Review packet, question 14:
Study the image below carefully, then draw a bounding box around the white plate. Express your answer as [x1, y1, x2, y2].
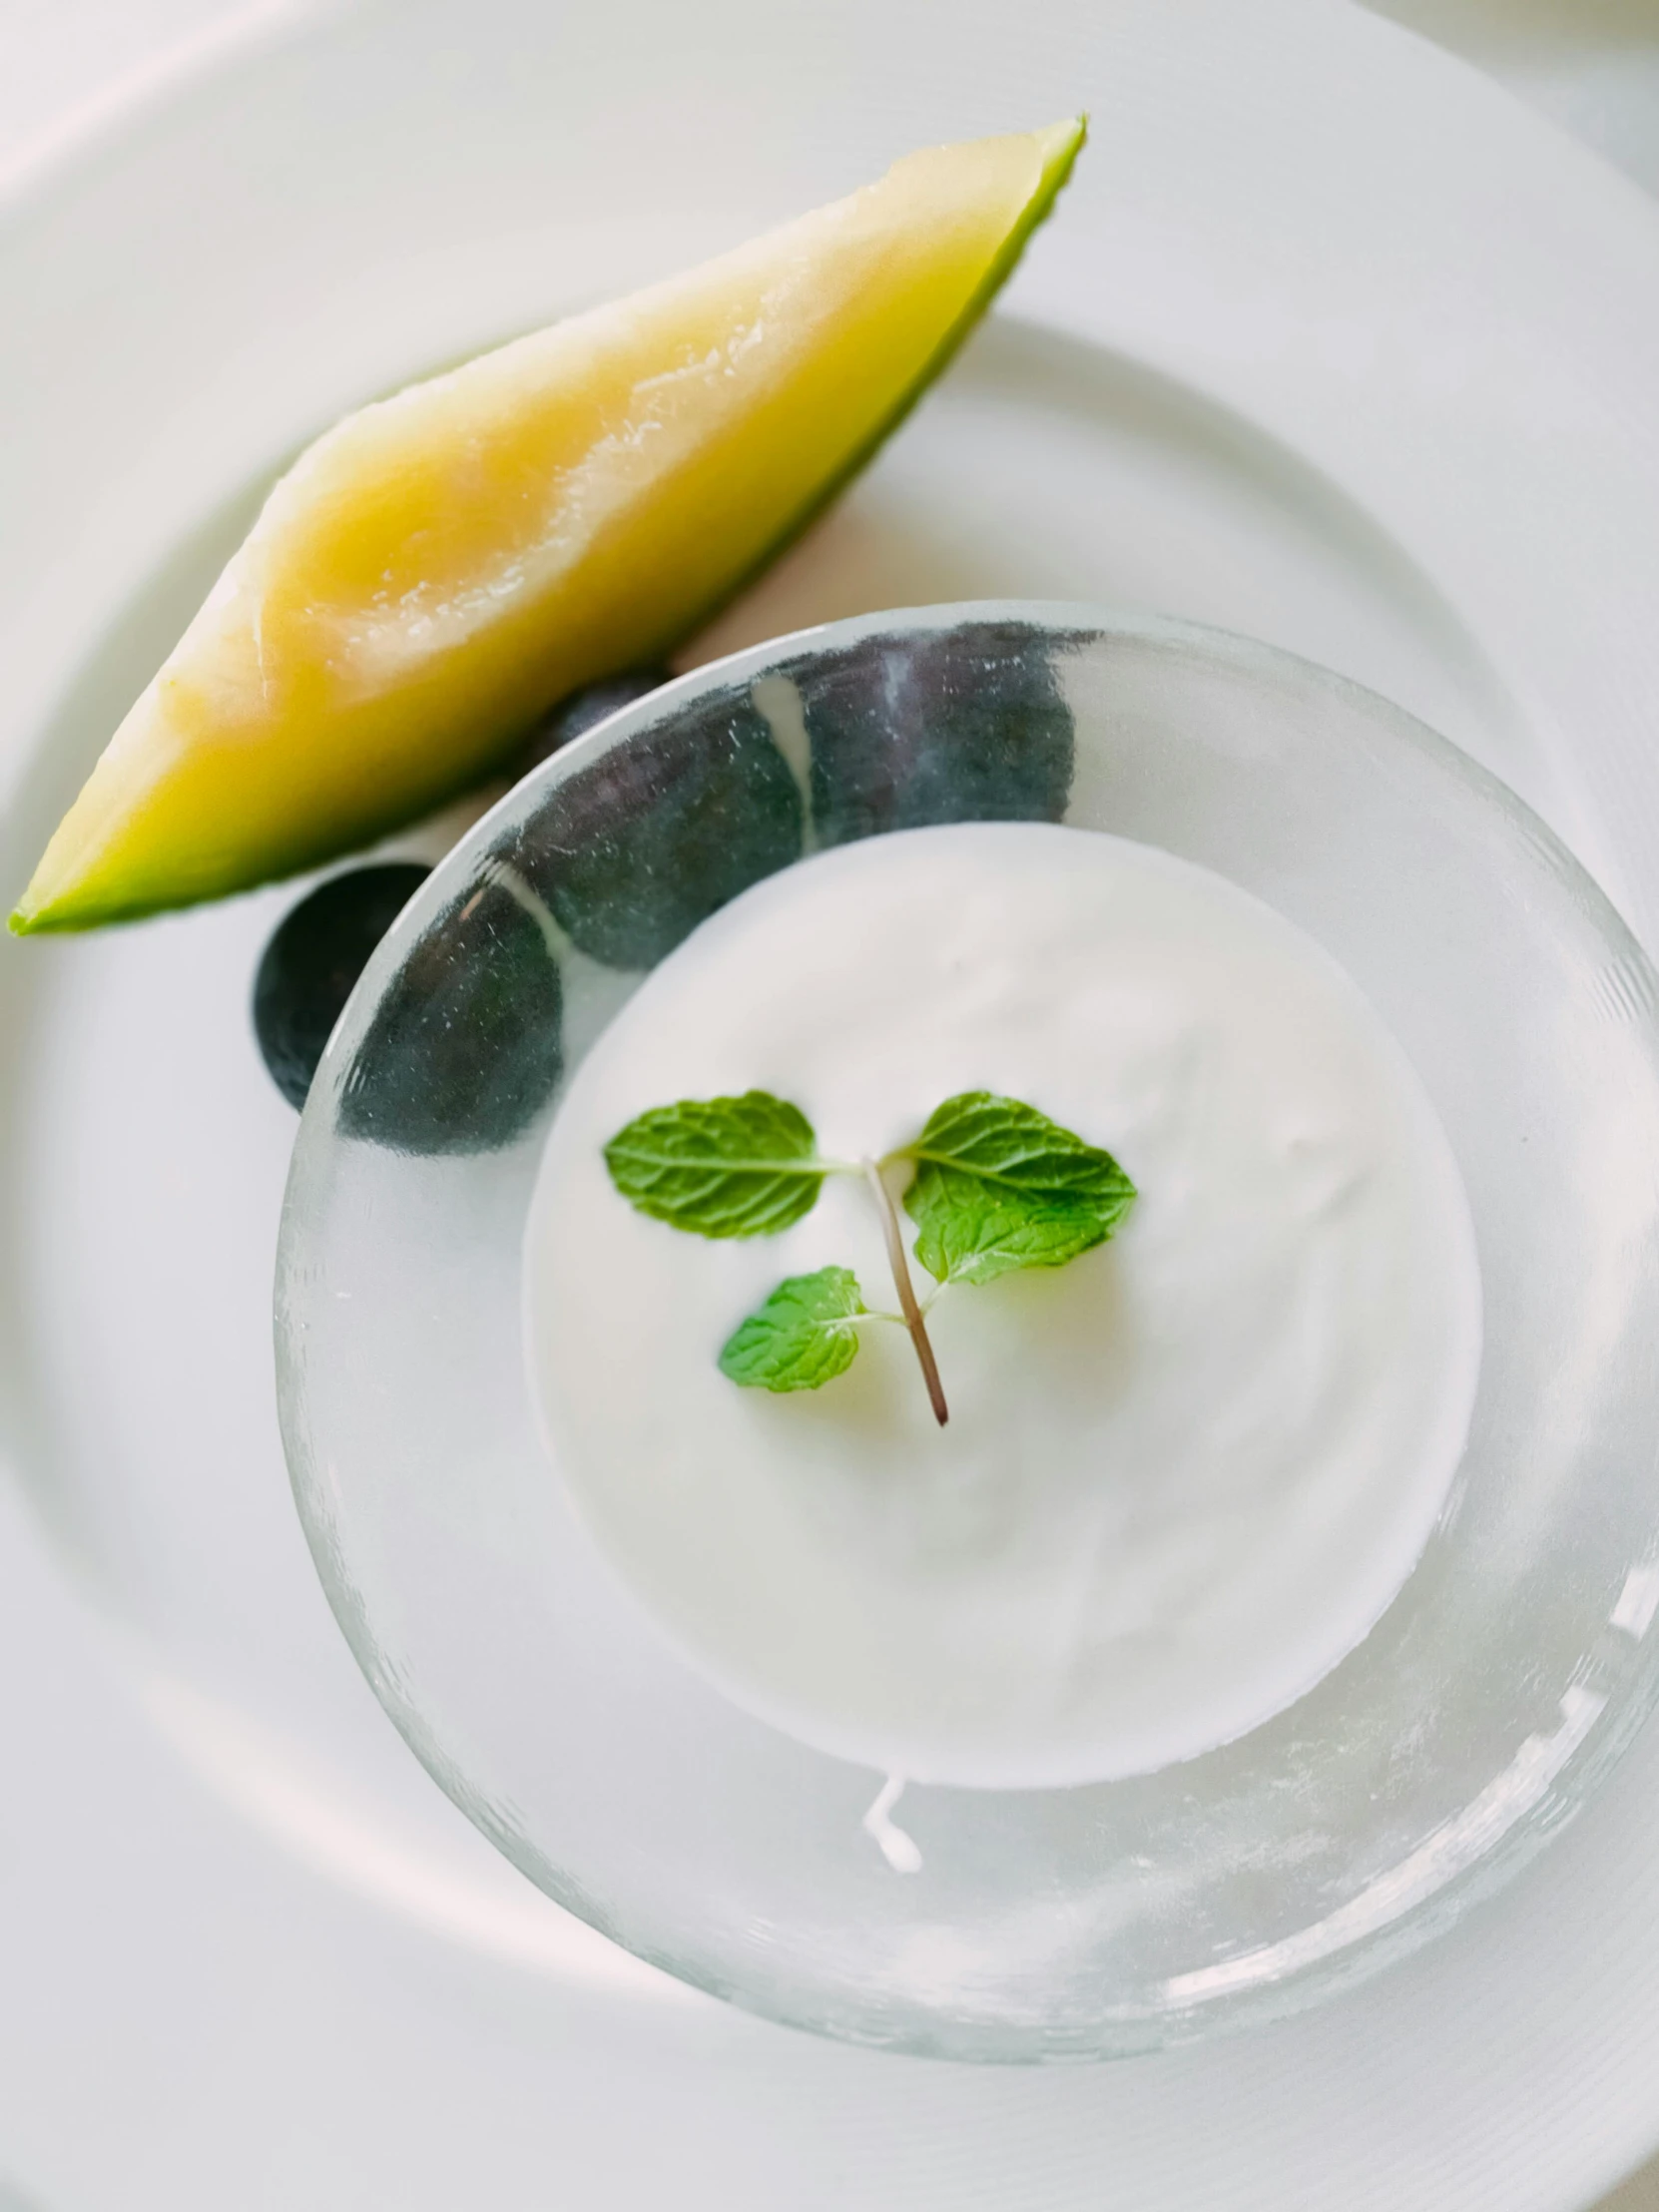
[4, 1, 1659, 2204]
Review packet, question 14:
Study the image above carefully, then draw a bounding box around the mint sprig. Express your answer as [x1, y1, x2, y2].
[603, 1089, 1136, 1423]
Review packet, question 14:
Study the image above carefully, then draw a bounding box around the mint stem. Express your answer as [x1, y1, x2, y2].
[861, 1159, 948, 1426]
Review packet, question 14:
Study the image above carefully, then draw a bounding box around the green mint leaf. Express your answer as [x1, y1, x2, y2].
[604, 1091, 829, 1237]
[907, 1167, 1112, 1287]
[908, 1090, 1137, 1207]
[903, 1092, 1136, 1285]
[718, 1267, 865, 1391]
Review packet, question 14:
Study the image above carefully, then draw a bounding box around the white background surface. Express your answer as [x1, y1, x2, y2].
[7, 0, 1657, 198]
[3, 0, 1659, 2205]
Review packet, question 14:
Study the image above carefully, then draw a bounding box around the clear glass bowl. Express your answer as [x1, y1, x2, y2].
[276, 605, 1659, 2060]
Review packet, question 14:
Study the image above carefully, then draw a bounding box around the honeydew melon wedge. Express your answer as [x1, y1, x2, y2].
[13, 118, 1085, 933]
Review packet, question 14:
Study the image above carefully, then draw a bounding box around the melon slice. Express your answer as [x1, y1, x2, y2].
[13, 118, 1085, 932]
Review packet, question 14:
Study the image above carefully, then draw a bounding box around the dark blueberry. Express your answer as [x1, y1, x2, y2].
[337, 872, 564, 1156]
[796, 620, 1079, 847]
[253, 862, 432, 1109]
[503, 687, 803, 970]
[515, 667, 675, 777]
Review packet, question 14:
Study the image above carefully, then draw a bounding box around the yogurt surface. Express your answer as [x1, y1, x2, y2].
[523, 822, 1481, 1788]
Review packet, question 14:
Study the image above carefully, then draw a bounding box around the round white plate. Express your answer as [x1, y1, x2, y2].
[4, 1, 1659, 2205]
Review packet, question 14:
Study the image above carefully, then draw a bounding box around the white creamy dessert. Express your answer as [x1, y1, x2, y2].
[523, 822, 1481, 1789]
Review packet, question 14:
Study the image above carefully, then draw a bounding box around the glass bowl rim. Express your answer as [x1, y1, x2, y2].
[279, 598, 1659, 2055]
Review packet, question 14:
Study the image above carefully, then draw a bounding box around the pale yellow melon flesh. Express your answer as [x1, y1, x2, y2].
[12, 119, 1084, 932]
